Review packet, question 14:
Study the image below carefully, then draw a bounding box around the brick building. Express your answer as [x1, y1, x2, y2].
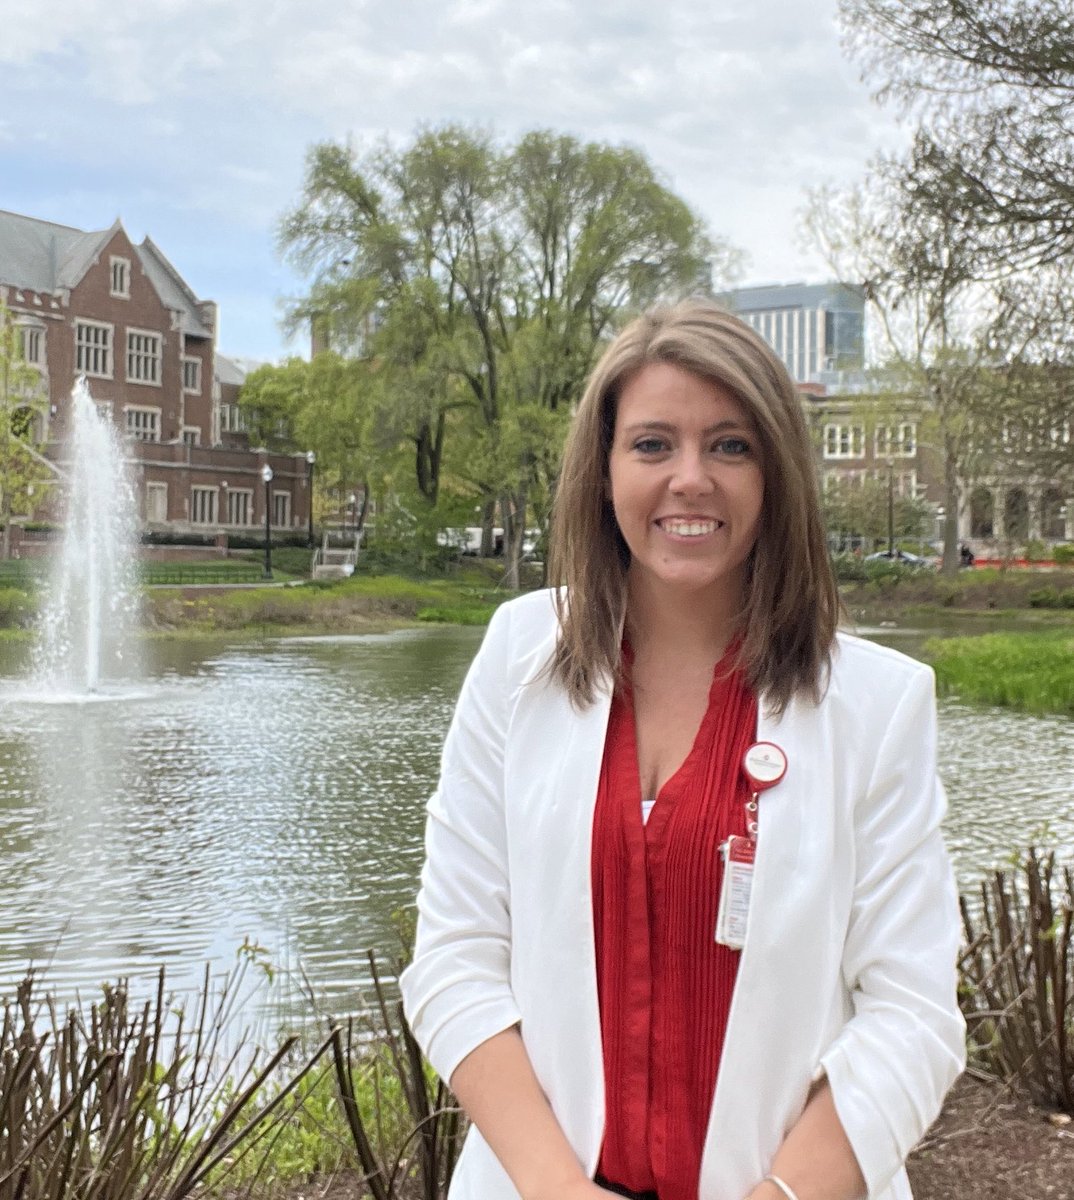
[0, 208, 311, 540]
[724, 281, 1073, 549]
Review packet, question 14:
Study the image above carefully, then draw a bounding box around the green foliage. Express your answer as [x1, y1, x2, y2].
[831, 554, 929, 585]
[926, 630, 1074, 715]
[822, 471, 931, 549]
[417, 604, 496, 625]
[0, 302, 54, 556]
[1054, 544, 1074, 566]
[0, 585, 35, 627]
[1028, 587, 1074, 610]
[239, 353, 372, 495]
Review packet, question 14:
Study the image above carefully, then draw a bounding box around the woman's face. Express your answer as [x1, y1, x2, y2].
[607, 361, 764, 606]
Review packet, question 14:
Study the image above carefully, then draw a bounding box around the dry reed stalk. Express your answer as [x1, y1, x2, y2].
[959, 849, 1074, 1114]
[0, 965, 318, 1200]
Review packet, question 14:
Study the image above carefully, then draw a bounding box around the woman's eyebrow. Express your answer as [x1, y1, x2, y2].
[621, 419, 749, 435]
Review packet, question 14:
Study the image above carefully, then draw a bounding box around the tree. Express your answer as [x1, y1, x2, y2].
[279, 125, 734, 583]
[821, 472, 932, 551]
[839, 0, 1074, 271]
[238, 352, 374, 528]
[0, 304, 53, 558]
[806, 182, 1009, 573]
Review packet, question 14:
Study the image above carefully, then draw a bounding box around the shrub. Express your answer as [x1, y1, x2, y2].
[1028, 587, 1074, 610]
[1023, 538, 1048, 563]
[831, 554, 869, 583]
[1054, 544, 1074, 566]
[0, 585, 35, 628]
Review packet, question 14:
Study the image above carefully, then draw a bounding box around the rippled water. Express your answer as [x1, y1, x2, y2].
[0, 622, 1070, 1023]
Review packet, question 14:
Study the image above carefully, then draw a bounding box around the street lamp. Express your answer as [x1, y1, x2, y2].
[886, 459, 895, 557]
[305, 450, 316, 548]
[261, 463, 274, 579]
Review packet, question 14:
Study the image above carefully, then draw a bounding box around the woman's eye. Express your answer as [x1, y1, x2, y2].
[633, 437, 668, 454]
[715, 436, 750, 456]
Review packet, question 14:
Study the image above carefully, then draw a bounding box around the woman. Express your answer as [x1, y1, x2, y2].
[400, 300, 964, 1200]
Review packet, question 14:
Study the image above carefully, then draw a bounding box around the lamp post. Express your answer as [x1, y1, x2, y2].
[348, 492, 357, 540]
[305, 450, 316, 548]
[886, 459, 895, 557]
[261, 463, 274, 579]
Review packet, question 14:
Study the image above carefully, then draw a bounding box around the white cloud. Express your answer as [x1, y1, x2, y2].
[1, 0, 906, 357]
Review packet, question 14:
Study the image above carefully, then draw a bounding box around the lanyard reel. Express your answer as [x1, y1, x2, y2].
[715, 741, 787, 951]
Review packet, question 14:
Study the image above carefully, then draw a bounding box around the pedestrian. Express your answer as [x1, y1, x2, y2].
[401, 298, 965, 1200]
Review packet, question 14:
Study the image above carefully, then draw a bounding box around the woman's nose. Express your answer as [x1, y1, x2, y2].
[670, 448, 714, 494]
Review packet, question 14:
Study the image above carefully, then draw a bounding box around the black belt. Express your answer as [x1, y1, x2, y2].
[594, 1174, 659, 1200]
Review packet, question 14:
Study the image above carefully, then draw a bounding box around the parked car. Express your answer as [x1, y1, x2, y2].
[864, 549, 935, 569]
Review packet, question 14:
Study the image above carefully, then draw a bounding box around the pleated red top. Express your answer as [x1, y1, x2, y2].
[592, 650, 758, 1200]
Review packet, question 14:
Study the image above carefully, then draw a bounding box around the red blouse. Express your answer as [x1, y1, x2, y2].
[591, 652, 758, 1200]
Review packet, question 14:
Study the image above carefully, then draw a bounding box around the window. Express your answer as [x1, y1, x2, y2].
[110, 256, 130, 298]
[191, 486, 218, 524]
[823, 423, 864, 459]
[1048, 420, 1071, 447]
[825, 469, 865, 492]
[182, 427, 201, 446]
[894, 470, 918, 499]
[125, 406, 160, 442]
[182, 356, 202, 393]
[227, 488, 253, 526]
[220, 404, 247, 433]
[874, 422, 917, 458]
[75, 321, 112, 377]
[272, 490, 291, 528]
[18, 325, 44, 365]
[127, 329, 161, 385]
[145, 483, 168, 523]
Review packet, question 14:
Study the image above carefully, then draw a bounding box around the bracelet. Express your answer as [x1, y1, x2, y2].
[764, 1175, 801, 1200]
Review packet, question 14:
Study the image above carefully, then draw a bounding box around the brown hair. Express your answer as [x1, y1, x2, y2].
[546, 297, 841, 713]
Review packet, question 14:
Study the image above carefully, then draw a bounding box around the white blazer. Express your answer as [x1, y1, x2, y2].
[401, 590, 965, 1200]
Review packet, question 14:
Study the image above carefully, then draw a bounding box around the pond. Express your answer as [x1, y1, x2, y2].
[1, 617, 1071, 1025]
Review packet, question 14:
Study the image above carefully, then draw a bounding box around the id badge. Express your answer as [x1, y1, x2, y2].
[715, 835, 755, 950]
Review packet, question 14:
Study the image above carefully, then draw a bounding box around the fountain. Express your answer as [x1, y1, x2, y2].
[31, 378, 142, 696]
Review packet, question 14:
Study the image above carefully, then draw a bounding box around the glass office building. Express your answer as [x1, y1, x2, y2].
[721, 282, 865, 384]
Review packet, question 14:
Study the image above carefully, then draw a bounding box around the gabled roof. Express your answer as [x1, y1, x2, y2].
[55, 220, 121, 291]
[0, 209, 95, 294]
[214, 353, 247, 387]
[0, 208, 213, 339]
[136, 236, 213, 338]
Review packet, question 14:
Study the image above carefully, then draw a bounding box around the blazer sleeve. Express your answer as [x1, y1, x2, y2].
[818, 663, 966, 1198]
[399, 601, 523, 1085]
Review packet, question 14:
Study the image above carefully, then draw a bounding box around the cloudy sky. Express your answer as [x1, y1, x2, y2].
[0, 0, 905, 363]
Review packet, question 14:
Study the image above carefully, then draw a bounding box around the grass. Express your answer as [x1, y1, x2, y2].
[925, 629, 1074, 715]
[144, 573, 509, 636]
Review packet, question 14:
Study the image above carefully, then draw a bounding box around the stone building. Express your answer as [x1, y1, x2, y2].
[0, 208, 311, 541]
